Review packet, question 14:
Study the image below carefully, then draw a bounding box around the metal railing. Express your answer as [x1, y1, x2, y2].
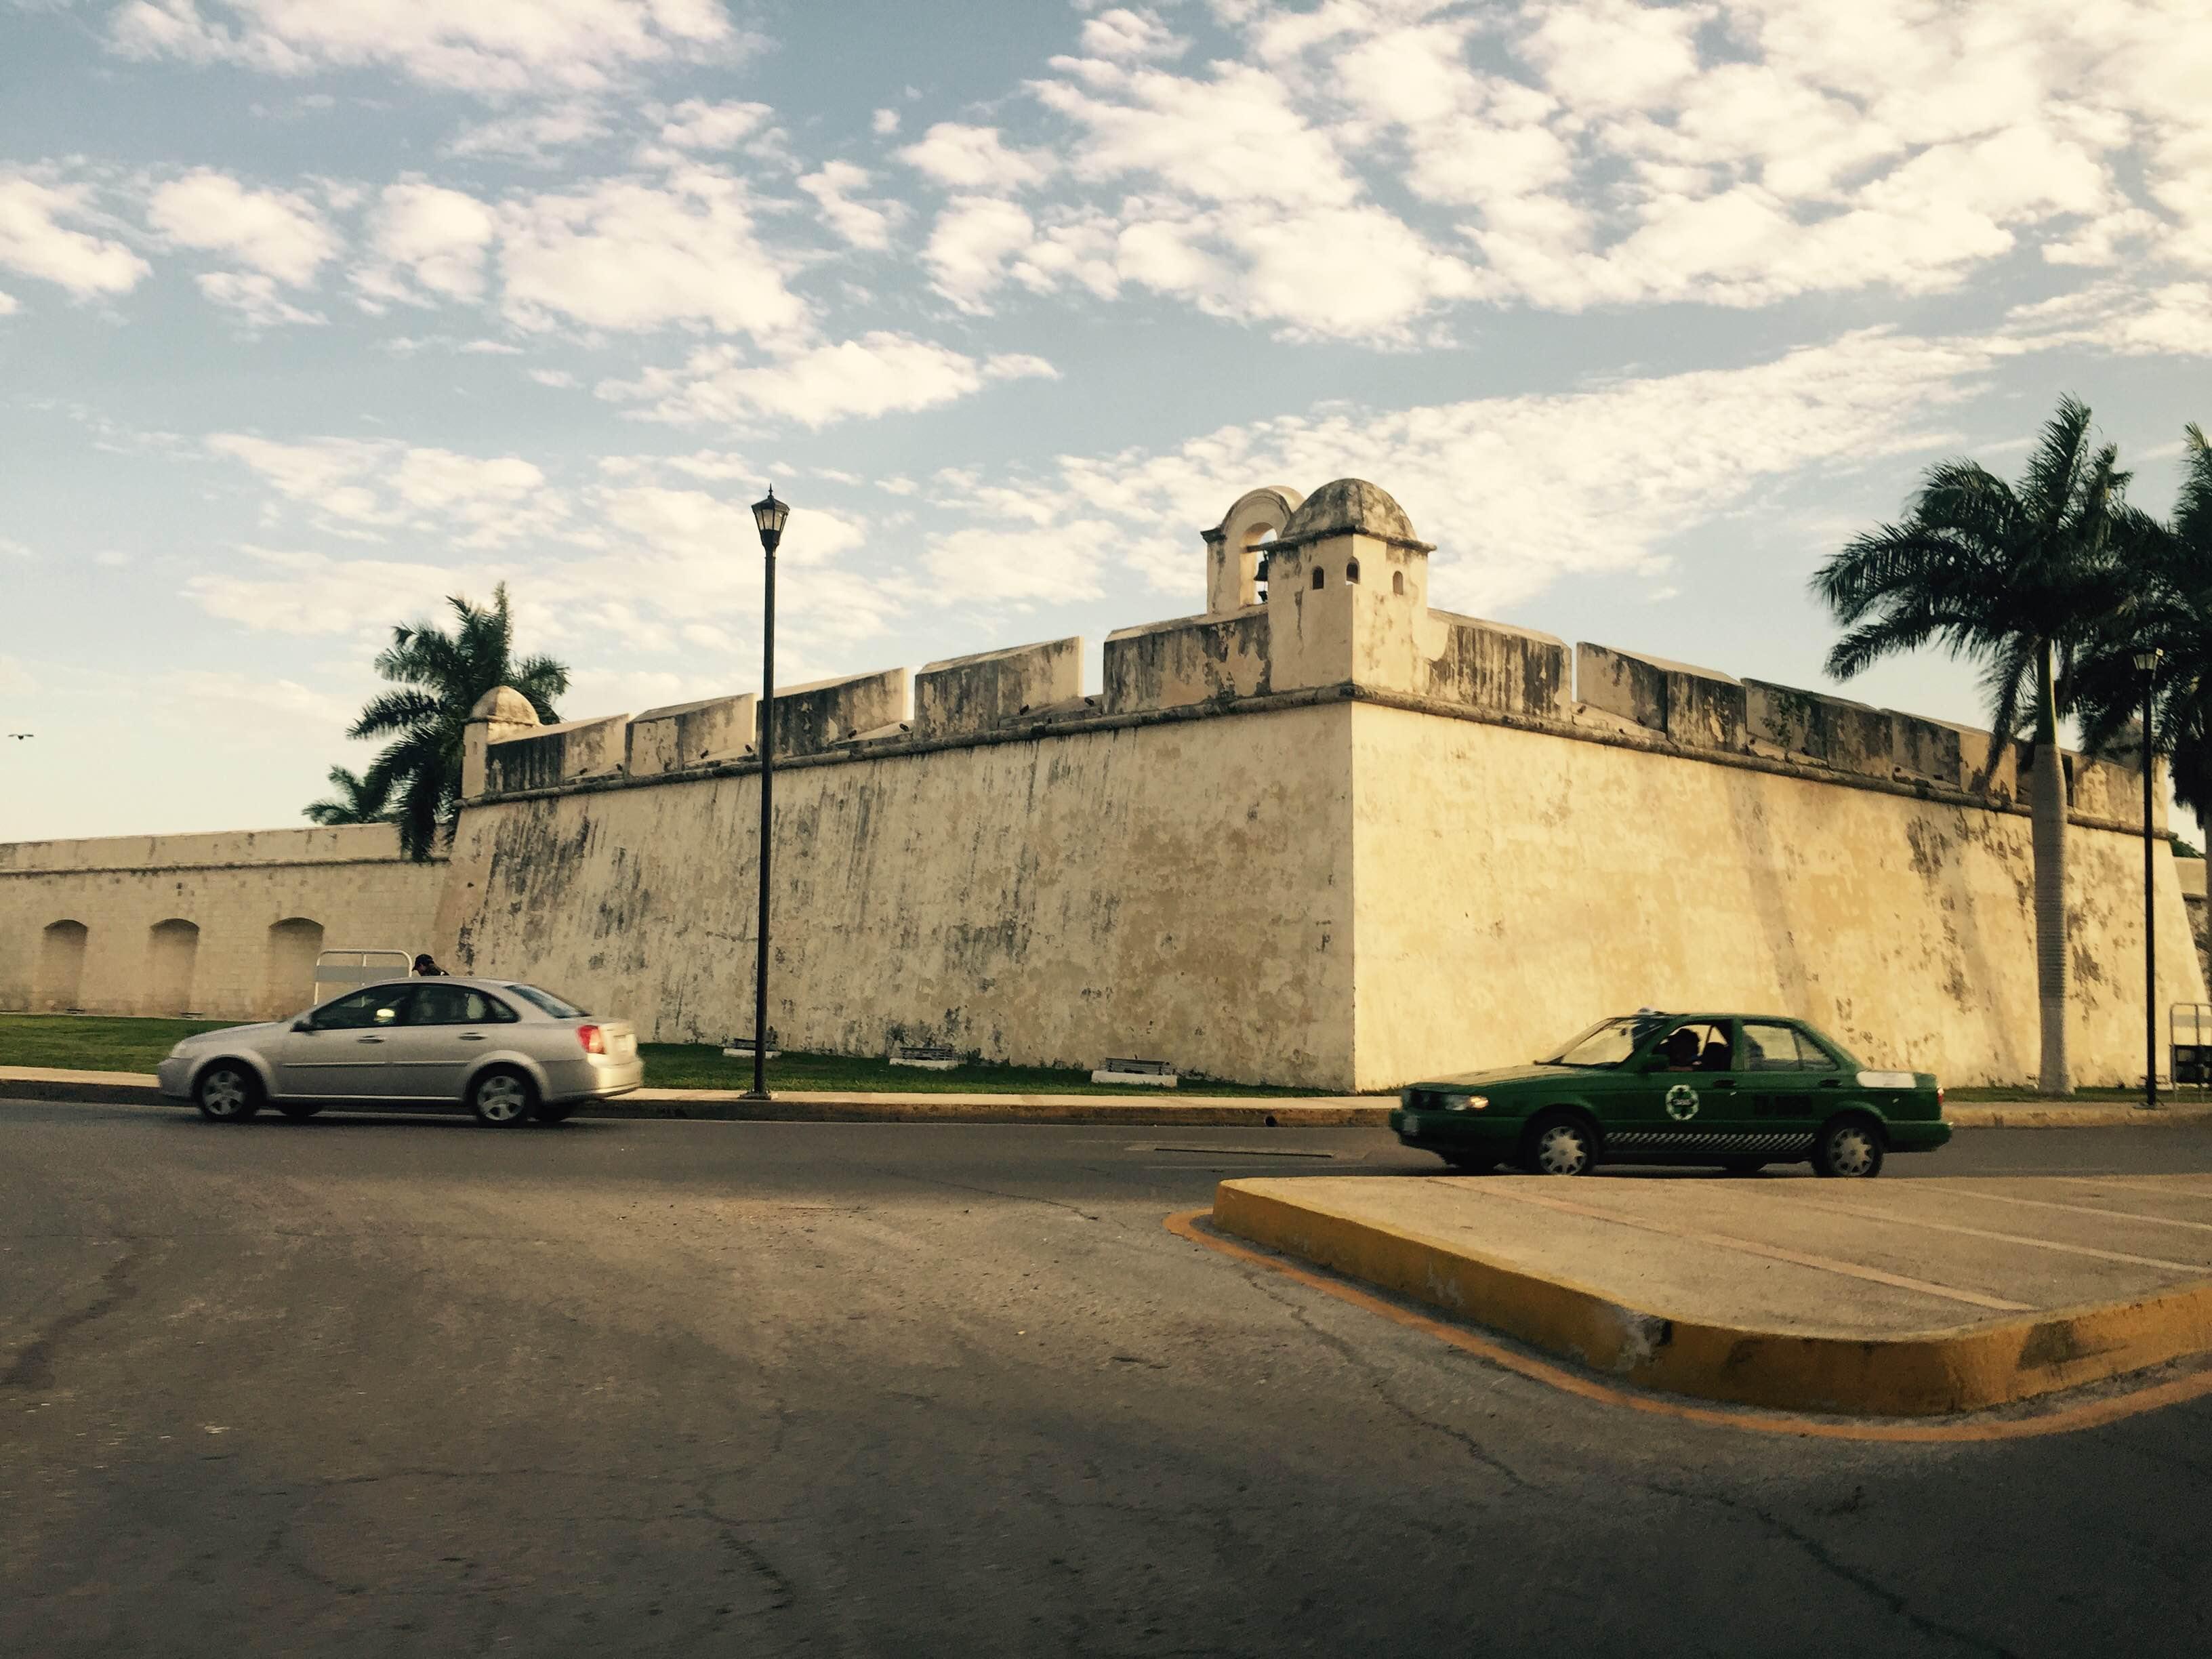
[311, 948, 417, 1006]
[2171, 1004, 2212, 1089]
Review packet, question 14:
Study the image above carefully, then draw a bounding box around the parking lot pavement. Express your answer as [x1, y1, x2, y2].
[1211, 1173, 2212, 1415]
[9, 1097, 2212, 1656]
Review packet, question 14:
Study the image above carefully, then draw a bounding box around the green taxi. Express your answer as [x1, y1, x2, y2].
[1393, 1012, 1950, 1179]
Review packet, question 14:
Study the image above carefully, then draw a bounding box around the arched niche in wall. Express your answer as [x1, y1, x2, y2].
[266, 917, 324, 1017]
[37, 920, 88, 1012]
[147, 918, 201, 1016]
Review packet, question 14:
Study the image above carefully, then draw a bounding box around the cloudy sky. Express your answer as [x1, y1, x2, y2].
[3, 0, 2209, 842]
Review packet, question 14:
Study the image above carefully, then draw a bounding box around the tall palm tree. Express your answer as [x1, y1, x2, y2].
[1813, 396, 2133, 1097]
[350, 582, 567, 859]
[302, 763, 394, 826]
[2072, 425, 2212, 820]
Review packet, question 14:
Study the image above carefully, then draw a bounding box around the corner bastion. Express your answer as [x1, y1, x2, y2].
[3, 478, 2198, 1090]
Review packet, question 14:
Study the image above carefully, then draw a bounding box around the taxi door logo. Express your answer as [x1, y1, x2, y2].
[1664, 1084, 1700, 1121]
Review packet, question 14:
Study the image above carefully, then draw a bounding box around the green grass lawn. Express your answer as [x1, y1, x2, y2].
[0, 1014, 1317, 1096]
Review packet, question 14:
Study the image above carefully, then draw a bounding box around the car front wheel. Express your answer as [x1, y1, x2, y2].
[1521, 1112, 1597, 1176]
[1813, 1115, 1884, 1179]
[194, 1063, 262, 1123]
[469, 1067, 537, 1127]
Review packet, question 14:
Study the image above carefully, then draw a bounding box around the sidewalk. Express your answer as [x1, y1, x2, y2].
[0, 1066, 1380, 1126]
[1210, 1173, 2212, 1416]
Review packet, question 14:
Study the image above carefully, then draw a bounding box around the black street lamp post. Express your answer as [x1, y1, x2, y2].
[2138, 648, 2162, 1111]
[745, 487, 790, 1101]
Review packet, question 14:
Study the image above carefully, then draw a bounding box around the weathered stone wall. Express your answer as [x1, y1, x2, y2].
[436, 705, 1357, 1087]
[0, 825, 445, 1020]
[1349, 702, 2203, 1090]
[2, 472, 2194, 1092]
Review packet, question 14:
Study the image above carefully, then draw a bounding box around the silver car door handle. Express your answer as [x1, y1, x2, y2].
[358, 1036, 386, 1044]
[457, 1033, 487, 1042]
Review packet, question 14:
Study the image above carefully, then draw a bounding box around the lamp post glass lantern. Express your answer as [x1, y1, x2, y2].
[745, 488, 788, 1099]
[2137, 648, 2161, 1110]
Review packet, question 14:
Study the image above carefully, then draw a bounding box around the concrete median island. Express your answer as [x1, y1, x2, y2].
[1211, 1174, 2212, 1417]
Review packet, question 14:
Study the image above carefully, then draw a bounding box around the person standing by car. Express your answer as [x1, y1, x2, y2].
[412, 954, 447, 977]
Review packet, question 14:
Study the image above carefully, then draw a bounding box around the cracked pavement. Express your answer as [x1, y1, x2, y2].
[5, 1097, 2212, 1656]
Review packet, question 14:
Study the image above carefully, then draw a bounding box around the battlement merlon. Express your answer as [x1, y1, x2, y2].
[458, 474, 2165, 829]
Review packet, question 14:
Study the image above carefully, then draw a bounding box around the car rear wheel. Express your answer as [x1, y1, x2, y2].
[194, 1063, 262, 1123]
[1521, 1112, 1597, 1176]
[1813, 1115, 1884, 1179]
[469, 1067, 537, 1128]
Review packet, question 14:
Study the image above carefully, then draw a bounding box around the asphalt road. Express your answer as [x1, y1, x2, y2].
[7, 1097, 2212, 1658]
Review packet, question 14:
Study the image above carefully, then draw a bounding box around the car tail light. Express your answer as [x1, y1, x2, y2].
[577, 1023, 606, 1055]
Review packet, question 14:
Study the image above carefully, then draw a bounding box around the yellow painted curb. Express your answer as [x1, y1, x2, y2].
[1210, 1181, 2212, 1418]
[1947, 1104, 2212, 1128]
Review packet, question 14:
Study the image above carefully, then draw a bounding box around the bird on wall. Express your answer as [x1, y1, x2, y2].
[6, 733, 32, 740]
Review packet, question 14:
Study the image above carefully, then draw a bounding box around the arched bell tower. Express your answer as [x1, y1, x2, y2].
[1202, 485, 1304, 616]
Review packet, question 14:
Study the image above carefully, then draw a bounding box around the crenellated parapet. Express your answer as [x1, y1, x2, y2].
[457, 474, 2163, 832]
[916, 638, 1083, 737]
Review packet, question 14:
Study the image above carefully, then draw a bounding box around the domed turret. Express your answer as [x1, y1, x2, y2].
[469, 686, 539, 724]
[1274, 478, 1431, 552]
[462, 687, 541, 801]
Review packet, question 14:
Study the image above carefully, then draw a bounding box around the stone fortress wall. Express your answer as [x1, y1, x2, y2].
[3, 478, 2200, 1088]
[0, 825, 445, 1022]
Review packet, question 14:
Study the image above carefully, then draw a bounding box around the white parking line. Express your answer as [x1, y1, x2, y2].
[1941, 1185, 2212, 1235]
[1460, 1181, 2034, 1312]
[1777, 1193, 2211, 1273]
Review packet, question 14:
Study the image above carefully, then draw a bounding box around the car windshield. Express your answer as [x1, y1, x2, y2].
[1540, 1015, 1668, 1067]
[505, 983, 588, 1019]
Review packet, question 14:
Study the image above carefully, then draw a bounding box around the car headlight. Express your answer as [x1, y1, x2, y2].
[1449, 1094, 1489, 1111]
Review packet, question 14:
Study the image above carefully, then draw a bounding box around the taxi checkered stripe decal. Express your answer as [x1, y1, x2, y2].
[1605, 1132, 1817, 1153]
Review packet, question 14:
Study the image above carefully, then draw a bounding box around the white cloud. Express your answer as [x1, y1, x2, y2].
[360, 179, 497, 304]
[148, 169, 338, 286]
[602, 332, 1057, 428]
[531, 367, 579, 387]
[186, 546, 504, 636]
[205, 433, 567, 547]
[0, 171, 150, 298]
[0, 289, 17, 315]
[920, 196, 1038, 310]
[922, 522, 1110, 604]
[1038, 60, 1359, 209]
[196, 270, 325, 325]
[859, 0, 2212, 337]
[107, 0, 744, 96]
[871, 108, 901, 137]
[931, 323, 2009, 611]
[0, 535, 31, 558]
[447, 102, 611, 163]
[1078, 8, 1188, 63]
[799, 161, 901, 251]
[897, 123, 1056, 191]
[2009, 281, 2212, 359]
[655, 98, 773, 150]
[496, 169, 809, 340]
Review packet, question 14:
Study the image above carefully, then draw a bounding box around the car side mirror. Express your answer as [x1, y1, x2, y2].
[292, 1018, 315, 1033]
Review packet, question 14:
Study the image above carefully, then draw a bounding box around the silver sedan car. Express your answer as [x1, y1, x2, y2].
[158, 977, 643, 1126]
